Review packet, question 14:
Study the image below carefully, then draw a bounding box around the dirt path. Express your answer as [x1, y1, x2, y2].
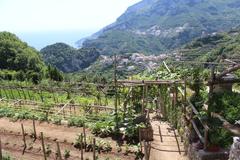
[148, 115, 187, 160]
[0, 118, 135, 160]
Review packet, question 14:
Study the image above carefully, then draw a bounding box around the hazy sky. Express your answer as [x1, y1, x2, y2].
[0, 0, 141, 33]
[0, 0, 141, 49]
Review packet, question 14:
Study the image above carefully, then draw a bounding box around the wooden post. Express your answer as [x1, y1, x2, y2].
[93, 138, 96, 160]
[158, 126, 163, 142]
[181, 136, 183, 143]
[155, 86, 159, 113]
[21, 124, 27, 154]
[80, 133, 83, 160]
[52, 89, 56, 103]
[83, 124, 86, 150]
[175, 84, 178, 105]
[171, 85, 174, 118]
[204, 128, 208, 151]
[146, 109, 150, 123]
[173, 129, 181, 155]
[33, 119, 37, 141]
[105, 97, 108, 106]
[174, 84, 178, 127]
[0, 137, 2, 160]
[74, 106, 76, 115]
[145, 85, 148, 110]
[147, 142, 151, 160]
[144, 140, 148, 160]
[40, 132, 47, 160]
[209, 67, 215, 98]
[63, 108, 65, 118]
[183, 80, 187, 115]
[114, 54, 119, 130]
[118, 92, 121, 106]
[56, 142, 62, 160]
[184, 79, 187, 103]
[131, 87, 133, 106]
[158, 85, 165, 118]
[204, 66, 214, 150]
[142, 84, 145, 114]
[0, 89, 2, 98]
[173, 84, 177, 107]
[139, 129, 142, 152]
[70, 105, 72, 115]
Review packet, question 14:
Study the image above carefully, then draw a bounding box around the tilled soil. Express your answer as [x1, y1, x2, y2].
[0, 118, 135, 160]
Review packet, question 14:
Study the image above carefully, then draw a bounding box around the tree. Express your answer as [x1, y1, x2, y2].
[28, 72, 42, 84]
[47, 65, 63, 82]
[15, 71, 25, 81]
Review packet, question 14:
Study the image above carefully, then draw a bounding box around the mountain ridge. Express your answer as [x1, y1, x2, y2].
[40, 43, 100, 73]
[78, 0, 240, 55]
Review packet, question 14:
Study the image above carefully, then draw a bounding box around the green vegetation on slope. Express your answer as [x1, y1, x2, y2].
[83, 30, 167, 55]
[183, 28, 240, 62]
[40, 43, 100, 73]
[81, 0, 240, 55]
[0, 32, 44, 72]
[0, 32, 63, 83]
[0, 32, 45, 83]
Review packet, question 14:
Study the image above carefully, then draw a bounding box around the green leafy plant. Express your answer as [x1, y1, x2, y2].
[64, 149, 70, 159]
[2, 154, 14, 160]
[208, 128, 232, 148]
[51, 115, 62, 125]
[68, 116, 85, 127]
[45, 144, 52, 157]
[90, 121, 115, 137]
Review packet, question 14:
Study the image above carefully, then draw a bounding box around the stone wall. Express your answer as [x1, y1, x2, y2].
[188, 145, 229, 160]
[229, 137, 240, 160]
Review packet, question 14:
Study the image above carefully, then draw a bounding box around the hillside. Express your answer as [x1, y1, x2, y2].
[180, 27, 240, 62]
[79, 0, 240, 55]
[0, 31, 47, 82]
[40, 43, 100, 73]
[0, 32, 44, 72]
[78, 28, 240, 80]
[74, 53, 169, 81]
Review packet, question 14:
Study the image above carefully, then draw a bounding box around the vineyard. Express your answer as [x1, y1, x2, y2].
[0, 61, 240, 160]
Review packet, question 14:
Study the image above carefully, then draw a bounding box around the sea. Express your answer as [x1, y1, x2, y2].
[16, 30, 95, 51]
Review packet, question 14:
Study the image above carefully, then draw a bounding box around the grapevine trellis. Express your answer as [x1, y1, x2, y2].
[116, 78, 187, 158]
[0, 118, 114, 160]
[0, 59, 240, 159]
[117, 60, 240, 159]
[0, 83, 116, 124]
[0, 83, 132, 160]
[162, 60, 240, 159]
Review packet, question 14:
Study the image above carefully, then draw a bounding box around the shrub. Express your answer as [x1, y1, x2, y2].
[64, 149, 70, 159]
[68, 116, 85, 127]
